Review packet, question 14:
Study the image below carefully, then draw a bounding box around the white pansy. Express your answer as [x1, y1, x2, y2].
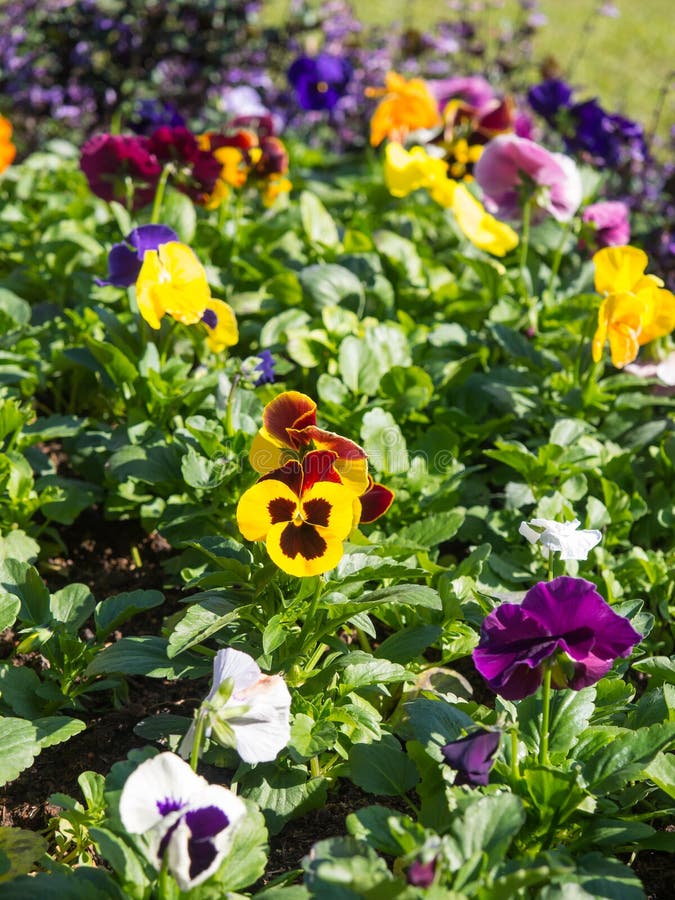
[180, 647, 291, 765]
[119, 752, 246, 891]
[519, 517, 602, 560]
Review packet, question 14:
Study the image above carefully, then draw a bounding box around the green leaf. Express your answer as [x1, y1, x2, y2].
[0, 592, 20, 631]
[299, 265, 364, 313]
[0, 827, 48, 883]
[346, 805, 416, 856]
[162, 187, 197, 242]
[89, 826, 148, 889]
[0, 530, 40, 564]
[0, 289, 31, 329]
[360, 408, 408, 475]
[0, 560, 50, 626]
[541, 852, 644, 899]
[522, 767, 587, 826]
[446, 794, 525, 872]
[632, 656, 675, 686]
[50, 583, 95, 628]
[643, 751, 675, 799]
[85, 636, 208, 679]
[518, 687, 596, 760]
[374, 626, 442, 664]
[289, 714, 338, 759]
[300, 191, 340, 248]
[391, 510, 465, 549]
[34, 716, 86, 749]
[398, 698, 474, 759]
[339, 335, 383, 395]
[303, 836, 401, 899]
[580, 722, 675, 794]
[349, 735, 419, 796]
[167, 594, 241, 657]
[95, 590, 165, 640]
[37, 475, 101, 525]
[338, 657, 410, 695]
[210, 800, 268, 891]
[0, 868, 126, 898]
[237, 763, 328, 836]
[0, 718, 39, 787]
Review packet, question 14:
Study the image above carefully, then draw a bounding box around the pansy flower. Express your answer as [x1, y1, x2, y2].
[449, 184, 518, 257]
[201, 298, 239, 352]
[368, 72, 442, 147]
[148, 125, 222, 205]
[119, 752, 246, 891]
[441, 729, 501, 786]
[0, 115, 17, 173]
[582, 201, 630, 249]
[96, 224, 178, 288]
[473, 576, 642, 700]
[384, 142, 449, 198]
[249, 391, 369, 496]
[519, 517, 602, 561]
[237, 449, 358, 577]
[80, 133, 162, 209]
[592, 246, 675, 368]
[288, 53, 352, 112]
[474, 134, 582, 223]
[180, 647, 291, 764]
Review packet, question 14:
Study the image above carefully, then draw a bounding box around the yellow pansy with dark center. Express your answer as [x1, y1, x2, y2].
[237, 450, 358, 577]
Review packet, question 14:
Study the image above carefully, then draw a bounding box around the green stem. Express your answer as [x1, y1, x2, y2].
[124, 176, 135, 213]
[355, 627, 372, 653]
[539, 666, 552, 766]
[303, 641, 328, 676]
[511, 729, 520, 780]
[546, 220, 572, 299]
[310, 756, 321, 778]
[519, 200, 537, 332]
[190, 709, 208, 772]
[225, 374, 241, 437]
[546, 552, 553, 582]
[151, 164, 173, 224]
[159, 317, 180, 367]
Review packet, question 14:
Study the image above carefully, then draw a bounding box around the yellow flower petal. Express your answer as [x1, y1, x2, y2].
[301, 482, 357, 541]
[136, 242, 212, 328]
[384, 143, 447, 198]
[333, 457, 370, 497]
[236, 480, 298, 542]
[593, 245, 648, 296]
[135, 249, 166, 329]
[202, 298, 239, 352]
[369, 72, 441, 147]
[265, 521, 345, 577]
[451, 184, 518, 257]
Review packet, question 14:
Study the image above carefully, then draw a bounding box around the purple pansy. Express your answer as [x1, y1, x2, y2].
[287, 53, 352, 111]
[441, 729, 501, 787]
[254, 349, 276, 386]
[528, 78, 573, 123]
[96, 224, 178, 287]
[473, 577, 642, 701]
[130, 99, 186, 135]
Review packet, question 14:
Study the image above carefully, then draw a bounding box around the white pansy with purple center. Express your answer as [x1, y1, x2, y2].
[119, 752, 246, 891]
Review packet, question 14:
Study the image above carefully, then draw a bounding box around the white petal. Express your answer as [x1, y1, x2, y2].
[229, 674, 292, 763]
[209, 648, 261, 701]
[556, 529, 602, 560]
[518, 521, 541, 544]
[119, 752, 206, 834]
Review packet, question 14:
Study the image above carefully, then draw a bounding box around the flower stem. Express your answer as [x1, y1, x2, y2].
[151, 164, 173, 224]
[538, 666, 552, 766]
[511, 728, 521, 779]
[519, 200, 537, 332]
[189, 709, 208, 772]
[546, 220, 572, 299]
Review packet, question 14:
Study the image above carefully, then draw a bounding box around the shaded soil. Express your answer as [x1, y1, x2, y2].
[1, 511, 673, 897]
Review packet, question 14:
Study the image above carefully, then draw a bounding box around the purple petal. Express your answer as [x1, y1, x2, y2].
[96, 241, 141, 287]
[128, 224, 178, 256]
[184, 805, 230, 841]
[441, 729, 500, 786]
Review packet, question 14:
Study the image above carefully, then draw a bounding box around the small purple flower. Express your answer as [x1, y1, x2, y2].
[96, 225, 178, 287]
[528, 79, 573, 123]
[254, 349, 276, 386]
[582, 201, 631, 247]
[287, 53, 352, 111]
[130, 99, 185, 136]
[472, 577, 642, 701]
[441, 729, 500, 787]
[407, 858, 437, 888]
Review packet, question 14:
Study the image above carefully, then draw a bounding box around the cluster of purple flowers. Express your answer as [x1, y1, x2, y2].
[528, 78, 648, 168]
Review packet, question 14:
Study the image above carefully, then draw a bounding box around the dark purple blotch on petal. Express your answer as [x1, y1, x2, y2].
[201, 308, 218, 329]
[157, 795, 185, 816]
[441, 728, 500, 786]
[184, 806, 230, 879]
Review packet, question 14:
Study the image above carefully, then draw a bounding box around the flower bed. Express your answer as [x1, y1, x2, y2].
[0, 2, 674, 897]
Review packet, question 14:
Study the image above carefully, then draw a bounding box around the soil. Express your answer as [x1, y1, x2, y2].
[1, 511, 673, 897]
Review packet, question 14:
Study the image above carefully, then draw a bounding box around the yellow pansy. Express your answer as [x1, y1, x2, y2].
[451, 184, 518, 257]
[201, 298, 239, 352]
[384, 143, 448, 198]
[135, 241, 212, 330]
[592, 245, 675, 368]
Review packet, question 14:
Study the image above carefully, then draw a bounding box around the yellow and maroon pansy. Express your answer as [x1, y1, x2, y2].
[201, 298, 239, 352]
[237, 451, 359, 577]
[249, 391, 369, 495]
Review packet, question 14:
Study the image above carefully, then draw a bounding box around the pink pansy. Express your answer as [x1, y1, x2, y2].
[582, 201, 631, 247]
[428, 75, 496, 114]
[474, 134, 583, 223]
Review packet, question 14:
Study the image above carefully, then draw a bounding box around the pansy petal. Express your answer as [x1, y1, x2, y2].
[130, 224, 179, 256]
[301, 449, 341, 492]
[98, 241, 142, 287]
[249, 430, 293, 474]
[302, 482, 356, 539]
[229, 675, 292, 763]
[259, 460, 304, 496]
[119, 752, 207, 835]
[266, 521, 345, 577]
[359, 480, 395, 524]
[136, 249, 166, 329]
[236, 479, 298, 541]
[202, 298, 239, 352]
[262, 391, 317, 446]
[593, 245, 648, 295]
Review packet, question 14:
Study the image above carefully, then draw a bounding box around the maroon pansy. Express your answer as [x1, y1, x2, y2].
[80, 133, 161, 210]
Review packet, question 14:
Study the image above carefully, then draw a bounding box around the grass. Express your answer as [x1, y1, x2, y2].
[262, 0, 673, 143]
